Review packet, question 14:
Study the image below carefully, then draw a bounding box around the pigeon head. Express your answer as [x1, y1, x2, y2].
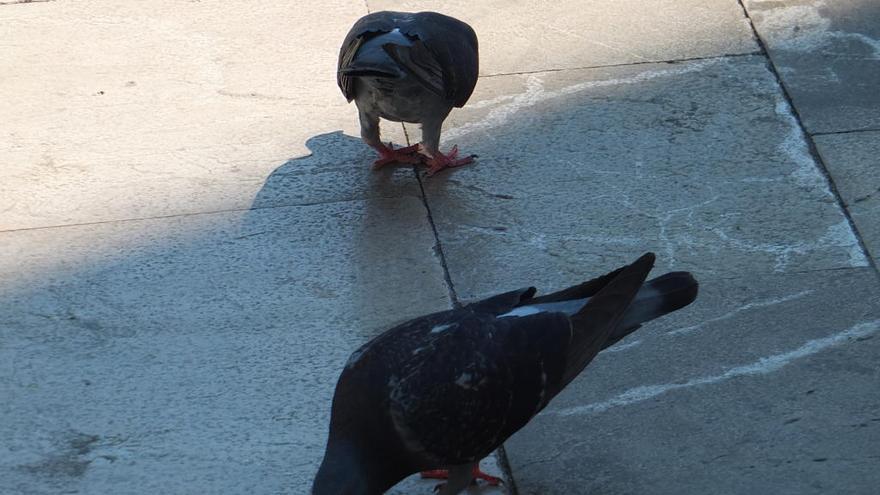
[312, 434, 411, 495]
[312, 368, 412, 495]
[312, 439, 370, 495]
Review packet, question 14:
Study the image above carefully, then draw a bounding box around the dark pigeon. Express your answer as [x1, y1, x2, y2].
[337, 11, 479, 176]
[312, 253, 698, 494]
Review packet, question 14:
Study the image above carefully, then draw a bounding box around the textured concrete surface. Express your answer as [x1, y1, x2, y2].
[418, 55, 867, 300]
[0, 0, 409, 229]
[814, 131, 880, 262]
[745, 0, 880, 134]
[2, 0, 879, 494]
[370, 0, 758, 74]
[0, 198, 450, 493]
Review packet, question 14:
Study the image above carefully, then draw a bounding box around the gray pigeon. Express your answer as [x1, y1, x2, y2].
[337, 11, 479, 176]
[312, 253, 699, 494]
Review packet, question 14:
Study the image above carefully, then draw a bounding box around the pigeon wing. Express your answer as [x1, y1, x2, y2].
[386, 310, 574, 466]
[404, 11, 479, 107]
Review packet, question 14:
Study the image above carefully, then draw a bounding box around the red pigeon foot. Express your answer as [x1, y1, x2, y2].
[421, 462, 502, 487]
[372, 142, 423, 169]
[425, 145, 475, 176]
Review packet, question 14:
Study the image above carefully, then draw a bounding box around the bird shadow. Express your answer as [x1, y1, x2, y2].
[247, 129, 469, 340]
[250, 130, 411, 209]
[250, 129, 470, 207]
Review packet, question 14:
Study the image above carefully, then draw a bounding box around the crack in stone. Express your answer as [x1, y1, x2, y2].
[667, 290, 814, 336]
[549, 319, 880, 417]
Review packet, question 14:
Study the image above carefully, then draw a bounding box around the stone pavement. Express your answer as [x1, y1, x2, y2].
[1, 1, 878, 494]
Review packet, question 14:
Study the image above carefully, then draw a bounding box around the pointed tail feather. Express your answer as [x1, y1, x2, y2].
[603, 271, 698, 349]
[560, 253, 655, 385]
[503, 271, 697, 320]
[523, 266, 626, 307]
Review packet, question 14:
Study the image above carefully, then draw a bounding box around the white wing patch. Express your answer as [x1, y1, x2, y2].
[499, 306, 542, 318]
[430, 323, 455, 334]
[499, 298, 589, 318]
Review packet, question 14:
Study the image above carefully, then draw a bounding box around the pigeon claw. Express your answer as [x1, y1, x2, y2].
[425, 145, 475, 176]
[372, 142, 423, 169]
[420, 464, 503, 487]
[420, 469, 448, 480]
[472, 467, 503, 486]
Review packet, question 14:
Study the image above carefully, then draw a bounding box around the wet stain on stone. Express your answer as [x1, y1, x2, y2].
[20, 432, 100, 478]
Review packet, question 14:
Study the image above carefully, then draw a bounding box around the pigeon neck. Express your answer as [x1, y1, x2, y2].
[312, 439, 402, 495]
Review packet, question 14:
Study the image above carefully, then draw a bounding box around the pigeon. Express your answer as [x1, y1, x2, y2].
[337, 11, 479, 176]
[312, 253, 698, 494]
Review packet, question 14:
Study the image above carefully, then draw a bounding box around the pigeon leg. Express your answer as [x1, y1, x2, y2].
[420, 118, 474, 176]
[429, 463, 480, 495]
[421, 461, 503, 488]
[470, 464, 503, 486]
[357, 105, 422, 168]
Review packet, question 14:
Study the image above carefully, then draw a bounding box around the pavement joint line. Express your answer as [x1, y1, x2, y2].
[400, 123, 463, 309]
[811, 127, 880, 137]
[401, 121, 413, 146]
[0, 195, 422, 234]
[479, 51, 762, 79]
[413, 168, 462, 310]
[405, 118, 522, 492]
[495, 445, 521, 495]
[735, 0, 880, 280]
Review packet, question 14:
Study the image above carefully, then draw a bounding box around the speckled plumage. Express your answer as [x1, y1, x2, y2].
[313, 253, 699, 495]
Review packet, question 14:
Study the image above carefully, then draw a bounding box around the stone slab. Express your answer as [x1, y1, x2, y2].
[814, 130, 880, 264]
[0, 0, 410, 230]
[0, 197, 450, 493]
[369, 0, 757, 75]
[506, 268, 880, 494]
[417, 55, 867, 301]
[745, 0, 880, 134]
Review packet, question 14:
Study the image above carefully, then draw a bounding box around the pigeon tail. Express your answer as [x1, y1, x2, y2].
[604, 271, 698, 348]
[498, 268, 698, 351]
[560, 253, 655, 385]
[618, 271, 698, 329]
